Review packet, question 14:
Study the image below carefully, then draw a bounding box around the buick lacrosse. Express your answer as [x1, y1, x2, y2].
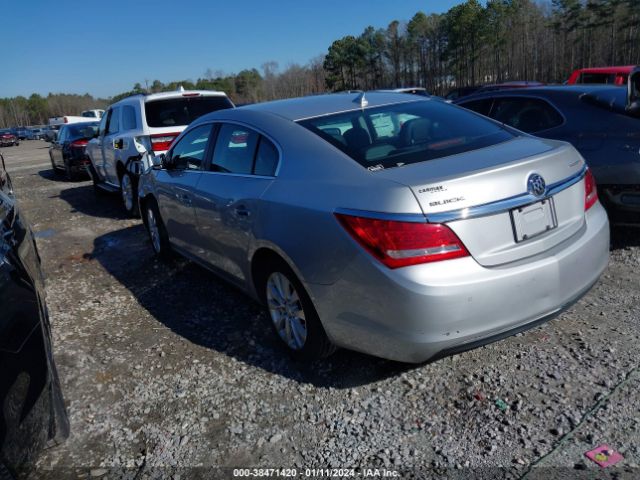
[138, 92, 609, 362]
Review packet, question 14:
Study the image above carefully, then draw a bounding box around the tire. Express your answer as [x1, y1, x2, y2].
[119, 170, 139, 217]
[142, 198, 172, 258]
[259, 258, 336, 361]
[64, 160, 76, 181]
[50, 153, 61, 175]
[87, 163, 106, 195]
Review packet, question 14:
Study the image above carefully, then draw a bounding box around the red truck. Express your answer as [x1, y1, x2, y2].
[567, 65, 637, 86]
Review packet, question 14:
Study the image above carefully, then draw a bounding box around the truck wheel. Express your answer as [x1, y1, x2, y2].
[120, 171, 139, 217]
[87, 163, 105, 195]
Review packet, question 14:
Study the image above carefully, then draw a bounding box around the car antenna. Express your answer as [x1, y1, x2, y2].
[354, 92, 368, 108]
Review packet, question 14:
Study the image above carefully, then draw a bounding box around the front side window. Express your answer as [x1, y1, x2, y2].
[490, 97, 564, 133]
[298, 100, 514, 170]
[209, 124, 259, 174]
[170, 124, 212, 171]
[98, 111, 109, 136]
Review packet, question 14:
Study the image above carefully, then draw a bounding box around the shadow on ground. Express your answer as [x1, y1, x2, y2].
[610, 225, 640, 250]
[89, 224, 412, 388]
[55, 182, 130, 220]
[38, 169, 89, 183]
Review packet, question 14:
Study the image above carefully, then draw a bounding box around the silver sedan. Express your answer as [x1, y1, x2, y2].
[138, 92, 609, 362]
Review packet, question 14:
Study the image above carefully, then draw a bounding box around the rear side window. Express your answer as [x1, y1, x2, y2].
[209, 124, 259, 174]
[298, 100, 514, 170]
[254, 137, 279, 176]
[122, 105, 138, 130]
[145, 96, 233, 128]
[490, 97, 563, 133]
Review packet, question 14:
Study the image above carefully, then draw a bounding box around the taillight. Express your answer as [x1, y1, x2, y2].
[335, 213, 469, 269]
[584, 168, 598, 210]
[70, 139, 88, 148]
[150, 133, 179, 152]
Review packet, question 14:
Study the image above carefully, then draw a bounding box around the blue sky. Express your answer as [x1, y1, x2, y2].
[3, 0, 462, 99]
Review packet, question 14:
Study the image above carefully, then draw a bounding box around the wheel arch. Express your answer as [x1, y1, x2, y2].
[249, 244, 310, 306]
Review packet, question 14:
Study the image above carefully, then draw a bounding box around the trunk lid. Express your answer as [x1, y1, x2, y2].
[377, 136, 587, 266]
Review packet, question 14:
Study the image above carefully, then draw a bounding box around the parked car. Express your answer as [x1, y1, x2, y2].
[455, 69, 640, 223]
[0, 129, 19, 147]
[27, 128, 45, 140]
[138, 91, 609, 363]
[87, 88, 234, 216]
[49, 121, 99, 181]
[15, 127, 29, 140]
[0, 152, 69, 477]
[43, 126, 59, 143]
[566, 65, 636, 85]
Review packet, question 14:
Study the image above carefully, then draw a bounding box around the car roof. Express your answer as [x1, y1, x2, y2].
[459, 84, 625, 99]
[114, 89, 228, 106]
[227, 92, 427, 122]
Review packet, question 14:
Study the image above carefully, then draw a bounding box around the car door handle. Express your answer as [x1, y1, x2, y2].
[235, 206, 250, 217]
[179, 194, 192, 206]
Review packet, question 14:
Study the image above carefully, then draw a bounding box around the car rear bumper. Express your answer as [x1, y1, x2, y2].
[308, 202, 610, 363]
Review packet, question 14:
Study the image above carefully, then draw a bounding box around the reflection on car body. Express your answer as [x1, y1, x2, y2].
[0, 153, 69, 477]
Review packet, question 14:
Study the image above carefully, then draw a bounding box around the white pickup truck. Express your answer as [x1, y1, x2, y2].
[49, 115, 95, 126]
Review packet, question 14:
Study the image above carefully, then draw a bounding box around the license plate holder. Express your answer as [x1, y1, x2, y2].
[510, 198, 557, 243]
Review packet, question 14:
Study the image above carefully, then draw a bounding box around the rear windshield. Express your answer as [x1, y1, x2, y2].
[145, 96, 233, 128]
[298, 100, 514, 170]
[578, 73, 617, 84]
[68, 124, 99, 139]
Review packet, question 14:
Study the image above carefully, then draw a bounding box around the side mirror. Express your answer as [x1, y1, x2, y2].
[151, 154, 165, 169]
[626, 67, 640, 117]
[627, 100, 640, 118]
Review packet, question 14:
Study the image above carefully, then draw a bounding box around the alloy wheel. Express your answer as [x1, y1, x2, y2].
[266, 272, 307, 350]
[147, 207, 161, 254]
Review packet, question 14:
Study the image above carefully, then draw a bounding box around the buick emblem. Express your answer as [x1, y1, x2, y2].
[527, 173, 546, 197]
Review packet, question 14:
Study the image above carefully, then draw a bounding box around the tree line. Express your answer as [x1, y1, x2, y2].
[1, 0, 639, 128]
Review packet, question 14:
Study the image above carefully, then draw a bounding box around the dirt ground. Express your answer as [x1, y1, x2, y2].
[3, 141, 639, 479]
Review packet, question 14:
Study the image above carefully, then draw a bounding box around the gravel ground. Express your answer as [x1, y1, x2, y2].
[2, 141, 639, 479]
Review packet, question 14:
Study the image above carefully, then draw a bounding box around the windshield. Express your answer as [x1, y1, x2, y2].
[298, 100, 514, 170]
[144, 96, 233, 128]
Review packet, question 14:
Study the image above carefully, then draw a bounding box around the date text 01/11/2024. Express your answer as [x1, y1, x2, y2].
[232, 468, 400, 477]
